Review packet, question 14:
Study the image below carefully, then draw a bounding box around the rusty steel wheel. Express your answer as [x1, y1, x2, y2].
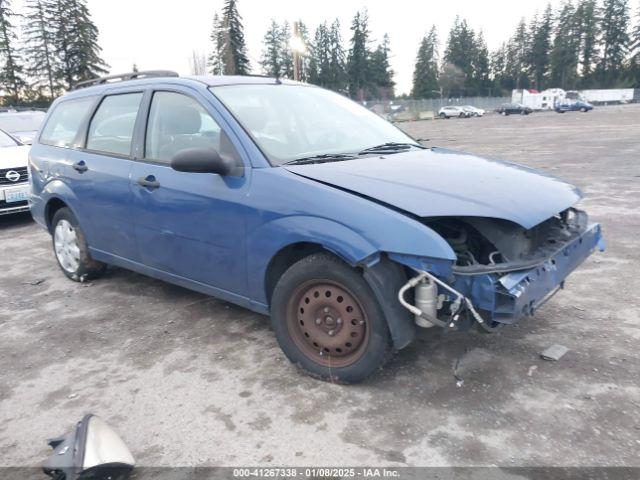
[286, 281, 370, 368]
[271, 252, 393, 383]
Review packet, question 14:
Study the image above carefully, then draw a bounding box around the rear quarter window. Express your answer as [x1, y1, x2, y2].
[40, 96, 96, 148]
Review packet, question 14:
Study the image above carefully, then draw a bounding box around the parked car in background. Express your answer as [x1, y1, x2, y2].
[555, 101, 593, 113]
[495, 103, 532, 115]
[0, 109, 47, 144]
[0, 128, 30, 215]
[30, 72, 603, 383]
[438, 106, 469, 118]
[461, 105, 485, 117]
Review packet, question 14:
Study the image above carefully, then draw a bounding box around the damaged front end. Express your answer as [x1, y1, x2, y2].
[394, 208, 604, 332]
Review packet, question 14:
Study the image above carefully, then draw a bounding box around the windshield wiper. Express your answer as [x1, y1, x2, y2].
[358, 142, 426, 155]
[282, 153, 356, 166]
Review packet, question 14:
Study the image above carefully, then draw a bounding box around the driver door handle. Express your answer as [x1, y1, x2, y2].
[137, 176, 161, 189]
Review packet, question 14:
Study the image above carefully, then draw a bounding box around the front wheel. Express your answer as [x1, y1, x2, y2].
[51, 207, 106, 282]
[439, 113, 446, 119]
[271, 253, 393, 383]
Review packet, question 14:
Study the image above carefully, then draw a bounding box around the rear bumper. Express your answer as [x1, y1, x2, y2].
[453, 222, 604, 323]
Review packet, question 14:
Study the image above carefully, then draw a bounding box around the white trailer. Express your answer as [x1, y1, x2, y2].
[579, 89, 634, 104]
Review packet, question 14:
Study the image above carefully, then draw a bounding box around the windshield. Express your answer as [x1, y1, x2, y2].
[0, 129, 19, 147]
[0, 111, 46, 133]
[210, 84, 418, 165]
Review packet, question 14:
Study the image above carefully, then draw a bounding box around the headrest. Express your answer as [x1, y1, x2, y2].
[162, 105, 202, 135]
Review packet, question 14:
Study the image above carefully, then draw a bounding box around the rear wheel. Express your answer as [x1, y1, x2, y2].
[51, 208, 106, 282]
[271, 253, 393, 383]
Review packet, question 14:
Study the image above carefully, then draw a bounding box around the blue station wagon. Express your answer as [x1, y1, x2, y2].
[29, 72, 604, 383]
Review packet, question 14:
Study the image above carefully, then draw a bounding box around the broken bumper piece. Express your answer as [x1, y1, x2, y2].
[453, 223, 604, 324]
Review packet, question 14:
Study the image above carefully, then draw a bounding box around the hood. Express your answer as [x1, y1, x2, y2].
[10, 130, 37, 145]
[284, 147, 582, 229]
[0, 144, 29, 170]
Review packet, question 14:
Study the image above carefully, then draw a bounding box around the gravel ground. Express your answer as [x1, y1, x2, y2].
[1, 105, 639, 469]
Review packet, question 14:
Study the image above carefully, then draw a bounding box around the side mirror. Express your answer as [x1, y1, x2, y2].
[43, 414, 135, 480]
[170, 147, 233, 176]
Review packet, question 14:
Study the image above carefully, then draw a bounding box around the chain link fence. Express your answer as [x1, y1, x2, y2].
[362, 96, 512, 121]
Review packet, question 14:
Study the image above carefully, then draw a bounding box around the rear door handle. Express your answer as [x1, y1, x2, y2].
[72, 161, 88, 173]
[137, 176, 160, 189]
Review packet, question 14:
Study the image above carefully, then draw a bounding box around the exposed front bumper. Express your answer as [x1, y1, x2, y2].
[452, 222, 604, 323]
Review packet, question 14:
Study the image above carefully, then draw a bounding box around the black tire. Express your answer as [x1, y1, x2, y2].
[51, 207, 106, 282]
[271, 252, 393, 383]
[580, 107, 587, 112]
[439, 113, 446, 119]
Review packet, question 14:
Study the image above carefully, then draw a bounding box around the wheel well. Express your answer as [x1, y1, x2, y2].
[265, 242, 328, 305]
[45, 198, 68, 232]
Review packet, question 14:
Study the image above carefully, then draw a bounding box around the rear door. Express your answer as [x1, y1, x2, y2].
[66, 91, 144, 260]
[129, 87, 250, 294]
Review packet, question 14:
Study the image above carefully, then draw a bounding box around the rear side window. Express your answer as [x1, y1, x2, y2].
[86, 93, 143, 156]
[40, 97, 96, 148]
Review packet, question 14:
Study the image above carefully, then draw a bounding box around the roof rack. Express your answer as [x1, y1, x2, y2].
[73, 70, 179, 90]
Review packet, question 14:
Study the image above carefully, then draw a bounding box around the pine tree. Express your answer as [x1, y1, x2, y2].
[220, 0, 250, 75]
[296, 21, 311, 82]
[260, 20, 282, 77]
[598, 0, 630, 86]
[550, 1, 581, 89]
[626, 2, 640, 83]
[575, 0, 599, 86]
[472, 31, 491, 95]
[529, 5, 553, 89]
[0, 0, 26, 103]
[412, 26, 439, 99]
[506, 18, 531, 89]
[51, 0, 108, 89]
[443, 17, 477, 95]
[208, 12, 225, 75]
[327, 20, 347, 92]
[347, 10, 371, 99]
[490, 43, 509, 93]
[23, 0, 59, 99]
[309, 21, 329, 86]
[279, 21, 294, 79]
[368, 34, 394, 98]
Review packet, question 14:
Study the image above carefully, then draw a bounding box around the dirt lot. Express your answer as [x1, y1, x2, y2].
[1, 105, 639, 469]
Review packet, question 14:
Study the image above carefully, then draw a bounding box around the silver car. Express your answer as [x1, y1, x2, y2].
[438, 106, 469, 119]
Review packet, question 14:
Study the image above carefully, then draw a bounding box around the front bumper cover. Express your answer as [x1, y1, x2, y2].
[451, 222, 604, 323]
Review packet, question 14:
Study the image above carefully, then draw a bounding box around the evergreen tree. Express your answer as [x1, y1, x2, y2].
[627, 2, 640, 83]
[279, 21, 294, 79]
[220, 0, 250, 75]
[443, 17, 476, 95]
[598, 0, 630, 86]
[0, 0, 26, 103]
[412, 26, 439, 99]
[327, 20, 347, 92]
[346, 9, 371, 99]
[260, 20, 282, 77]
[506, 18, 531, 89]
[208, 12, 225, 75]
[296, 21, 311, 82]
[472, 31, 491, 95]
[52, 0, 108, 89]
[308, 21, 330, 86]
[575, 0, 599, 86]
[529, 5, 553, 89]
[23, 0, 59, 99]
[368, 34, 394, 98]
[490, 43, 509, 93]
[550, 1, 580, 89]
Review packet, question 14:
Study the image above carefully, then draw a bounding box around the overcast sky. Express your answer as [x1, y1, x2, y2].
[16, 0, 560, 94]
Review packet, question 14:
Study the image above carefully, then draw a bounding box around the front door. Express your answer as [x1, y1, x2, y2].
[129, 89, 249, 295]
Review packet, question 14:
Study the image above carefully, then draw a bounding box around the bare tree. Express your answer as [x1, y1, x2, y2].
[189, 50, 207, 75]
